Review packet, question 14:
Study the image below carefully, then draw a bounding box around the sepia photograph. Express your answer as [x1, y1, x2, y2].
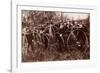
[21, 10, 90, 62]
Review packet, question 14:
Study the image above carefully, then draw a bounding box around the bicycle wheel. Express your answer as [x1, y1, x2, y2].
[67, 29, 89, 53]
[39, 33, 49, 49]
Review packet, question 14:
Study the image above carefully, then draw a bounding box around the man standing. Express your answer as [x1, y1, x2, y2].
[23, 26, 34, 53]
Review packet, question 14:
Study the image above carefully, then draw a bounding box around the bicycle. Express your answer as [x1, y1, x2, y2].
[66, 23, 89, 54]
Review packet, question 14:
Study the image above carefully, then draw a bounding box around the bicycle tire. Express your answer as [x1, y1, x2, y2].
[67, 29, 89, 53]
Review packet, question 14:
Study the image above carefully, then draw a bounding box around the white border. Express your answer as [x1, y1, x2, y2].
[12, 3, 97, 73]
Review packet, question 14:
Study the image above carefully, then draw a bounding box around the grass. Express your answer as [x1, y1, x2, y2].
[22, 43, 90, 62]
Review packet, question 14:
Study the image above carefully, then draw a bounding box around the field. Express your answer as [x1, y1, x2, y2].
[22, 38, 90, 62]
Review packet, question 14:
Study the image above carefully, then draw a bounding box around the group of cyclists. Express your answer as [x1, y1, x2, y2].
[22, 18, 89, 55]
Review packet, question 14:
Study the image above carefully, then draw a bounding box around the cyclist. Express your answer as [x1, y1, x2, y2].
[24, 26, 34, 52]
